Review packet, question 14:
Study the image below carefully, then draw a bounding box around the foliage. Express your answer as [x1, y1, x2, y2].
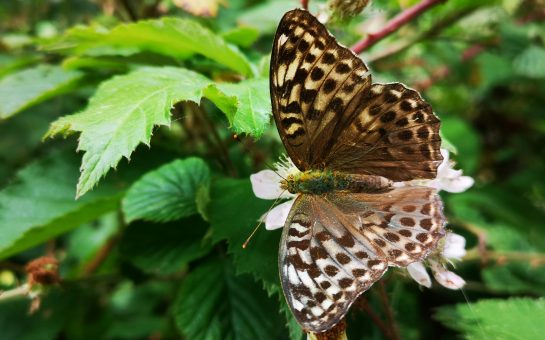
[0, 0, 544, 339]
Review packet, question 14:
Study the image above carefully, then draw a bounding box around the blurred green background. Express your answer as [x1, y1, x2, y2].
[1, 0, 545, 339]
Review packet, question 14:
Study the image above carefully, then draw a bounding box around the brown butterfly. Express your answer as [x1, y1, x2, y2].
[269, 9, 446, 333]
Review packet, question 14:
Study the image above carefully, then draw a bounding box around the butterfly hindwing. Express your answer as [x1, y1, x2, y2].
[325, 83, 443, 180]
[279, 187, 445, 332]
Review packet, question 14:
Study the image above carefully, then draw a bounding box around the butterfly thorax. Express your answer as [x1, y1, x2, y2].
[281, 170, 392, 195]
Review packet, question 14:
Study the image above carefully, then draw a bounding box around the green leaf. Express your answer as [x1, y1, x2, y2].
[43, 18, 253, 76]
[208, 178, 280, 286]
[120, 217, 212, 274]
[173, 258, 284, 340]
[514, 45, 545, 79]
[0, 151, 121, 260]
[205, 78, 271, 137]
[221, 26, 260, 48]
[238, 0, 296, 34]
[45, 67, 211, 198]
[435, 298, 545, 340]
[122, 158, 211, 223]
[0, 65, 82, 119]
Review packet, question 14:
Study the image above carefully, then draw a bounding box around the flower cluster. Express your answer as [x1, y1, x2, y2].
[250, 149, 473, 290]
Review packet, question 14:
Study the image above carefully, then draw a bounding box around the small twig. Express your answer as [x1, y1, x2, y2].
[0, 283, 30, 301]
[377, 282, 401, 340]
[355, 296, 391, 339]
[301, 0, 309, 10]
[83, 236, 119, 275]
[351, 0, 447, 54]
[464, 249, 545, 267]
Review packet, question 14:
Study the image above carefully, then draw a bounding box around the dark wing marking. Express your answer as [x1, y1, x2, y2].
[279, 187, 445, 332]
[270, 9, 372, 170]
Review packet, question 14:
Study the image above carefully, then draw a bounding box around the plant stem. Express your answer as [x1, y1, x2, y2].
[464, 249, 545, 266]
[377, 281, 401, 340]
[357, 297, 391, 339]
[351, 0, 447, 54]
[367, 5, 480, 62]
[301, 0, 309, 10]
[83, 236, 119, 275]
[0, 283, 29, 301]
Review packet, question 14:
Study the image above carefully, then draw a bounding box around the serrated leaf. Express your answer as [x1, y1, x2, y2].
[0, 151, 121, 260]
[120, 217, 212, 274]
[173, 258, 284, 340]
[122, 158, 211, 223]
[208, 178, 279, 286]
[45, 67, 211, 198]
[435, 298, 545, 339]
[0, 65, 82, 119]
[43, 17, 253, 76]
[205, 78, 271, 137]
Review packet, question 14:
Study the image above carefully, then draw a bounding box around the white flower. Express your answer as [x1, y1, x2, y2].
[442, 232, 467, 261]
[429, 260, 466, 290]
[426, 149, 474, 193]
[407, 262, 432, 288]
[250, 155, 299, 230]
[407, 232, 467, 290]
[250, 155, 468, 290]
[250, 170, 290, 200]
[395, 148, 474, 193]
[263, 200, 295, 230]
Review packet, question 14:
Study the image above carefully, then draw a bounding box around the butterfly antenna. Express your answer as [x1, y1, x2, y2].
[242, 191, 287, 249]
[459, 286, 488, 339]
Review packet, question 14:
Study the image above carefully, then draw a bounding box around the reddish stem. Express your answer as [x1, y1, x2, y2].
[351, 0, 447, 54]
[301, 0, 309, 10]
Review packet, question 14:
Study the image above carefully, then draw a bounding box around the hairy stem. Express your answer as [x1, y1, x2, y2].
[368, 5, 481, 62]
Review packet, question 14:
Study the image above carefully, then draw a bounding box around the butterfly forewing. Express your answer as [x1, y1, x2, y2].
[271, 9, 372, 170]
[280, 187, 444, 332]
[271, 9, 442, 179]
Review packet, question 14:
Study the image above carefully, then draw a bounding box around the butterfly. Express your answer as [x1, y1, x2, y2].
[269, 9, 446, 333]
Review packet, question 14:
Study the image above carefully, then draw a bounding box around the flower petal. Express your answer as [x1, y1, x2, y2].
[442, 233, 467, 260]
[407, 262, 432, 288]
[430, 261, 466, 290]
[437, 148, 450, 174]
[442, 175, 474, 193]
[250, 170, 284, 199]
[263, 199, 295, 230]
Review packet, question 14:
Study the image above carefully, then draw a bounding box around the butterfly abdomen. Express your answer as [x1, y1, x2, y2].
[281, 171, 392, 195]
